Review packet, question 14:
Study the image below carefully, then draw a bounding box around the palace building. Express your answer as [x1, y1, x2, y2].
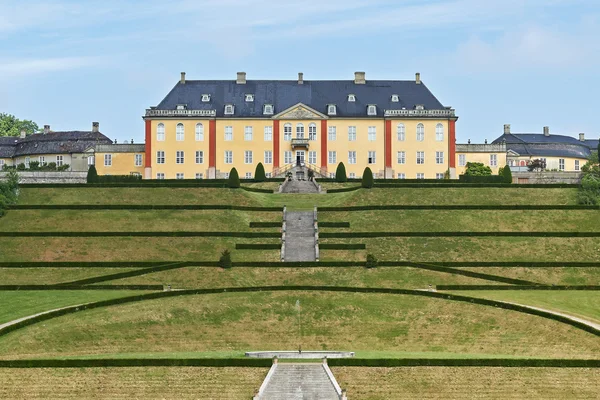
[141, 71, 458, 180]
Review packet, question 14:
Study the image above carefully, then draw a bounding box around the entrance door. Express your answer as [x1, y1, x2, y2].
[296, 150, 305, 166]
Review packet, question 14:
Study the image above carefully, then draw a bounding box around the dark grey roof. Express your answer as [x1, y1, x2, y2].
[96, 143, 145, 153]
[154, 79, 447, 118]
[8, 131, 112, 157]
[584, 139, 599, 150]
[492, 133, 594, 159]
[0, 137, 18, 158]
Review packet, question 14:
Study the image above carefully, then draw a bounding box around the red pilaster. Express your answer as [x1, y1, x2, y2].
[449, 119, 456, 168]
[209, 120, 216, 168]
[144, 119, 152, 168]
[385, 120, 392, 168]
[320, 120, 328, 169]
[273, 120, 280, 169]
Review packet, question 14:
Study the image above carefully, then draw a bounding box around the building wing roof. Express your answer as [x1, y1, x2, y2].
[502, 142, 591, 159]
[96, 143, 145, 153]
[12, 131, 112, 157]
[154, 79, 447, 118]
[0, 137, 17, 158]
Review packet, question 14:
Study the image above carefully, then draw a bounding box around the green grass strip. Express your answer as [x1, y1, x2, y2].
[406, 263, 539, 286]
[319, 205, 599, 211]
[9, 205, 282, 211]
[437, 285, 600, 291]
[1, 232, 281, 238]
[0, 285, 163, 291]
[56, 262, 189, 286]
[249, 222, 282, 228]
[320, 232, 600, 238]
[327, 358, 600, 367]
[235, 244, 281, 250]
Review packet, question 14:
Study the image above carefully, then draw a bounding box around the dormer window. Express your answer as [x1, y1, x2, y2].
[415, 104, 424, 110]
[201, 94, 211, 102]
[367, 105, 377, 116]
[391, 94, 399, 102]
[224, 104, 235, 115]
[245, 94, 254, 102]
[327, 105, 337, 115]
[263, 104, 274, 115]
[176, 104, 187, 110]
[347, 94, 356, 102]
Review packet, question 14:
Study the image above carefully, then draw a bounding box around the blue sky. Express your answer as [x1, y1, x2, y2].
[1, 0, 599, 143]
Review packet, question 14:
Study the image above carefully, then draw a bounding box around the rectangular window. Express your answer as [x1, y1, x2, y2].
[559, 158, 565, 171]
[368, 151, 376, 164]
[264, 150, 272, 164]
[176, 151, 184, 164]
[575, 160, 580, 171]
[244, 150, 253, 164]
[329, 172, 335, 179]
[397, 151, 406, 164]
[397, 173, 405, 179]
[156, 151, 165, 164]
[176, 173, 184, 179]
[245, 172, 252, 179]
[104, 154, 111, 167]
[25, 157, 30, 168]
[0, 160, 5, 168]
[266, 173, 272, 178]
[490, 154, 498, 167]
[436, 151, 444, 165]
[156, 173, 165, 179]
[458, 154, 466, 167]
[56, 156, 63, 167]
[416, 151, 424, 164]
[436, 173, 444, 179]
[348, 151, 357, 164]
[244, 126, 253, 141]
[308, 151, 317, 164]
[348, 126, 356, 141]
[328, 151, 337, 164]
[328, 126, 336, 141]
[349, 173, 356, 178]
[284, 125, 292, 141]
[225, 126, 233, 141]
[417, 173, 425, 179]
[195, 173, 203, 179]
[40, 156, 46, 165]
[195, 151, 204, 164]
[135, 154, 143, 167]
[224, 150, 233, 164]
[284, 151, 293, 164]
[368, 126, 376, 141]
[264, 126, 273, 141]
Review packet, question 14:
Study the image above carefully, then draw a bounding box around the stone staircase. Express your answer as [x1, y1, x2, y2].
[284, 211, 316, 262]
[255, 362, 345, 400]
[282, 180, 319, 194]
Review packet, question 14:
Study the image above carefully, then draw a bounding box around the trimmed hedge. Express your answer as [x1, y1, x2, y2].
[0, 285, 163, 291]
[319, 243, 366, 250]
[373, 183, 577, 188]
[9, 204, 283, 211]
[458, 175, 507, 183]
[0, 358, 271, 368]
[1, 231, 282, 238]
[326, 186, 361, 193]
[241, 186, 274, 194]
[327, 358, 600, 368]
[58, 262, 188, 286]
[249, 222, 282, 228]
[1, 286, 597, 338]
[235, 244, 281, 250]
[95, 175, 143, 183]
[437, 285, 600, 291]
[320, 231, 600, 238]
[318, 222, 350, 228]
[403, 262, 537, 285]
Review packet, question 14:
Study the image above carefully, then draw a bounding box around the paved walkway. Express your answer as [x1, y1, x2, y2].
[284, 211, 316, 262]
[258, 363, 341, 400]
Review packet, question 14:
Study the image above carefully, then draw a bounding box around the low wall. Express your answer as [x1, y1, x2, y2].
[512, 172, 582, 184]
[245, 351, 355, 359]
[0, 171, 87, 184]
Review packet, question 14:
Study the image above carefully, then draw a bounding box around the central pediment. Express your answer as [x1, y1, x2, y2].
[273, 103, 328, 120]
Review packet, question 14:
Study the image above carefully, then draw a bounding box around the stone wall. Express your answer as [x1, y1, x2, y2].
[512, 171, 582, 184]
[0, 171, 87, 184]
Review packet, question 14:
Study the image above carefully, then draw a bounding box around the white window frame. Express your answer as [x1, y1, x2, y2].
[296, 123, 304, 139]
[397, 151, 406, 165]
[575, 160, 580, 171]
[244, 126, 253, 141]
[284, 124, 292, 141]
[40, 156, 47, 166]
[245, 94, 254, 102]
[397, 124, 405, 141]
[436, 173, 444, 180]
[349, 172, 356, 179]
[436, 151, 444, 165]
[156, 173, 165, 179]
[416, 173, 425, 179]
[397, 173, 405, 179]
[416, 151, 425, 165]
[284, 151, 293, 164]
[436, 123, 444, 141]
[264, 126, 273, 141]
[176, 150, 185, 164]
[368, 151, 376, 164]
[264, 150, 272, 164]
[328, 126, 336, 141]
[25, 156, 30, 168]
[348, 151, 356, 164]
[368, 126, 376, 141]
[348, 126, 356, 141]
[391, 94, 399, 102]
[224, 104, 234, 115]
[559, 158, 565, 171]
[196, 173, 204, 179]
[367, 105, 377, 116]
[328, 151, 336, 164]
[201, 94, 210, 102]
[263, 104, 274, 115]
[458, 154, 466, 167]
[417, 123, 424, 142]
[327, 105, 337, 115]
[308, 123, 317, 141]
[176, 123, 184, 141]
[104, 154, 111, 167]
[156, 151, 165, 164]
[347, 94, 356, 102]
[245, 172, 252, 179]
[308, 151, 317, 164]
[195, 123, 204, 141]
[225, 126, 233, 141]
[176, 173, 184, 180]
[490, 154, 498, 167]
[157, 123, 165, 141]
[195, 150, 204, 164]
[224, 150, 233, 164]
[135, 154, 143, 167]
[244, 150, 253, 164]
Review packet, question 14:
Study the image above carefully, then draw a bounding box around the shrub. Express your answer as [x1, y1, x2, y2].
[87, 165, 99, 183]
[57, 164, 70, 171]
[366, 253, 378, 269]
[218, 249, 232, 269]
[16, 163, 26, 171]
[464, 162, 491, 176]
[45, 162, 57, 171]
[228, 168, 240, 188]
[527, 159, 546, 172]
[577, 174, 600, 205]
[0, 170, 19, 217]
[307, 169, 314, 181]
[362, 167, 374, 188]
[335, 162, 347, 182]
[501, 165, 512, 183]
[254, 163, 266, 182]
[28, 161, 40, 170]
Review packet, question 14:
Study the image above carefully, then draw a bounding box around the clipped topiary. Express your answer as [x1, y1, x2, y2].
[86, 165, 99, 183]
[219, 249, 232, 269]
[254, 162, 266, 182]
[228, 168, 240, 188]
[335, 162, 347, 182]
[366, 253, 378, 269]
[502, 164, 512, 184]
[362, 167, 374, 188]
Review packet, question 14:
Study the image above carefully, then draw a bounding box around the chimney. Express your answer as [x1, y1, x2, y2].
[20, 129, 26, 139]
[237, 72, 246, 84]
[180, 72, 186, 84]
[415, 72, 421, 84]
[543, 126, 550, 137]
[579, 133, 585, 142]
[43, 124, 50, 134]
[503, 124, 511, 135]
[298, 72, 304, 85]
[354, 71, 366, 84]
[92, 122, 99, 133]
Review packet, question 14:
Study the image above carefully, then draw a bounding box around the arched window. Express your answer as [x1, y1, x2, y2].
[397, 124, 405, 141]
[195, 123, 204, 141]
[520, 160, 526, 167]
[296, 123, 304, 139]
[284, 123, 292, 141]
[176, 123, 184, 141]
[416, 123, 424, 142]
[308, 123, 317, 140]
[157, 123, 165, 141]
[436, 123, 444, 141]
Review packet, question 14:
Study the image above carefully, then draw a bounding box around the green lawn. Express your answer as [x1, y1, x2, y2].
[455, 267, 600, 285]
[1, 292, 598, 359]
[0, 268, 142, 285]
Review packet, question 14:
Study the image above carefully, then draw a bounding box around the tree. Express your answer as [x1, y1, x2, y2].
[527, 159, 546, 172]
[254, 162, 266, 182]
[228, 167, 240, 188]
[335, 162, 347, 182]
[464, 162, 492, 176]
[0, 113, 39, 137]
[218, 249, 232, 269]
[365, 253, 378, 269]
[501, 164, 513, 184]
[362, 167, 374, 188]
[87, 165, 99, 183]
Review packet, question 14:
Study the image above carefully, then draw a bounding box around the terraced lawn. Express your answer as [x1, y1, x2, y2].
[455, 267, 600, 285]
[1, 292, 598, 359]
[0, 267, 142, 285]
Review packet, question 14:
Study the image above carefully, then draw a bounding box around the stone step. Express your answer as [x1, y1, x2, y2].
[259, 364, 340, 400]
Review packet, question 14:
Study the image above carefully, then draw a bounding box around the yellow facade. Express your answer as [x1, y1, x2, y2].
[456, 152, 507, 175]
[95, 151, 145, 176]
[508, 155, 587, 172]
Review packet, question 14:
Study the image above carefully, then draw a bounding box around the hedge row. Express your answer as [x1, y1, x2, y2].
[1, 286, 597, 338]
[58, 262, 188, 286]
[249, 222, 282, 228]
[458, 175, 508, 183]
[318, 222, 351, 228]
[319, 244, 366, 250]
[327, 358, 600, 368]
[1, 231, 282, 238]
[403, 263, 537, 285]
[0, 261, 217, 268]
[437, 285, 600, 291]
[235, 244, 281, 250]
[0, 358, 271, 368]
[241, 186, 275, 194]
[326, 186, 361, 193]
[10, 204, 282, 211]
[372, 183, 577, 188]
[318, 205, 599, 211]
[320, 231, 600, 238]
[0, 285, 163, 291]
[21, 183, 230, 188]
